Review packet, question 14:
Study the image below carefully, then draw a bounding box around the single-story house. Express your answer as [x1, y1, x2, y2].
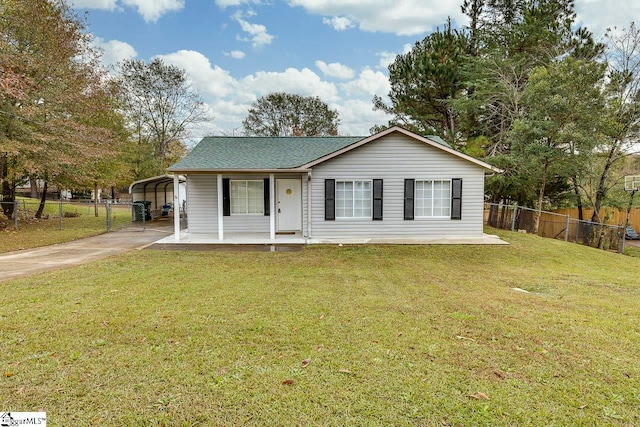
[165, 126, 502, 244]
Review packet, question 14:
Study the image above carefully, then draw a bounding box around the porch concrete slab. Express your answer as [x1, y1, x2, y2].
[309, 234, 508, 245]
[156, 232, 508, 246]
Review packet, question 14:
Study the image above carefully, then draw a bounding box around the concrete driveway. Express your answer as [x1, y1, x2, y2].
[0, 222, 173, 282]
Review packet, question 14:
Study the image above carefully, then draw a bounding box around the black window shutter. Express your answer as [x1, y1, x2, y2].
[404, 179, 414, 220]
[451, 178, 462, 220]
[373, 179, 383, 221]
[222, 178, 230, 216]
[263, 178, 270, 216]
[325, 179, 335, 221]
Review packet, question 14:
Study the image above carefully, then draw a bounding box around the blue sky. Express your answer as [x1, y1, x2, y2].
[72, 0, 640, 138]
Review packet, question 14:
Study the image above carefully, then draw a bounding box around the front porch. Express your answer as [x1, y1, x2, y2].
[152, 231, 508, 246]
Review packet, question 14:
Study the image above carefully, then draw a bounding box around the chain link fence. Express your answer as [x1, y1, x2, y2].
[0, 199, 133, 231]
[485, 203, 626, 252]
[1, 199, 187, 233]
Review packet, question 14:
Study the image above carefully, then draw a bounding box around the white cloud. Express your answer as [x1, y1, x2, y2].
[233, 12, 274, 47]
[121, 0, 184, 22]
[155, 50, 238, 98]
[322, 16, 354, 31]
[93, 37, 138, 66]
[335, 99, 391, 136]
[242, 68, 340, 101]
[315, 60, 355, 79]
[575, 0, 640, 38]
[376, 44, 412, 69]
[71, 0, 118, 9]
[289, 0, 465, 36]
[215, 0, 262, 8]
[151, 48, 390, 137]
[225, 50, 246, 59]
[341, 68, 390, 98]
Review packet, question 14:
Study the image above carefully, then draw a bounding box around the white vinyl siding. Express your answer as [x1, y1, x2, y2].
[310, 133, 487, 238]
[231, 180, 263, 215]
[415, 180, 450, 218]
[186, 175, 218, 234]
[185, 173, 306, 235]
[336, 180, 372, 218]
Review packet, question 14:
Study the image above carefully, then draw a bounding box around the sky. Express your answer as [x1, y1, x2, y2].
[71, 0, 640, 140]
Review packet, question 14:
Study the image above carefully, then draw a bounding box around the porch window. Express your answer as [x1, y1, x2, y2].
[415, 180, 451, 217]
[231, 180, 264, 215]
[336, 180, 372, 218]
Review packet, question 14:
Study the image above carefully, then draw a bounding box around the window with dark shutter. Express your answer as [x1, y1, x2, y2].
[263, 178, 270, 216]
[404, 179, 414, 220]
[325, 179, 335, 221]
[451, 178, 462, 220]
[373, 179, 383, 220]
[222, 178, 230, 216]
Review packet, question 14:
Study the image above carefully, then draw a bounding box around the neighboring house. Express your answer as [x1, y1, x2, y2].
[166, 126, 502, 243]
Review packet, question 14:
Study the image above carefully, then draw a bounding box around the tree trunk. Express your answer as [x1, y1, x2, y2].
[533, 161, 549, 235]
[35, 180, 48, 219]
[591, 142, 618, 223]
[30, 176, 39, 199]
[488, 193, 500, 227]
[571, 176, 584, 221]
[1, 154, 15, 219]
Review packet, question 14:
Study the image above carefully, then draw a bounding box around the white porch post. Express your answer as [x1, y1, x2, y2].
[173, 174, 181, 242]
[269, 173, 275, 240]
[307, 171, 312, 238]
[217, 174, 224, 240]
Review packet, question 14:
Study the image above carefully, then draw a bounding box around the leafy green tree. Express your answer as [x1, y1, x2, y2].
[456, 0, 604, 208]
[373, 20, 469, 145]
[242, 92, 339, 137]
[0, 0, 125, 219]
[117, 58, 206, 179]
[584, 23, 640, 222]
[510, 57, 606, 232]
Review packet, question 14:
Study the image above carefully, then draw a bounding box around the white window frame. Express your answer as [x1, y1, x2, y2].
[415, 179, 451, 218]
[335, 179, 373, 219]
[230, 179, 264, 215]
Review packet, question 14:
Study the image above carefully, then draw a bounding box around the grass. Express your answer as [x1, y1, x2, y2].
[1, 229, 639, 425]
[0, 201, 133, 253]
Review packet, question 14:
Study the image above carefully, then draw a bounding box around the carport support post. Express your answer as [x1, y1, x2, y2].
[270, 173, 275, 240]
[173, 174, 181, 242]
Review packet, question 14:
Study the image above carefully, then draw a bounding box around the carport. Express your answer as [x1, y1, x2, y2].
[129, 174, 186, 219]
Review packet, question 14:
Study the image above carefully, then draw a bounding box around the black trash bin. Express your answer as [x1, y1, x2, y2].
[133, 201, 152, 221]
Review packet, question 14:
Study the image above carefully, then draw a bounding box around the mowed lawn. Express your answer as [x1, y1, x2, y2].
[1, 230, 639, 426]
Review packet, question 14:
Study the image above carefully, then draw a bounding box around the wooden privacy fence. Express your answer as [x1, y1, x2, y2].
[485, 203, 626, 252]
[553, 207, 640, 231]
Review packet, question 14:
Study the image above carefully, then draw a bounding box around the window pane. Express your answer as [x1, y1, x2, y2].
[230, 180, 263, 214]
[416, 180, 452, 217]
[335, 180, 371, 218]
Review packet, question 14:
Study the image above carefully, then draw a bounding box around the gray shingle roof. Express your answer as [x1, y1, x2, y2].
[168, 136, 365, 170]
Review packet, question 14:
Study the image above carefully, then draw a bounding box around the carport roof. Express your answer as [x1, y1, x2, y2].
[129, 174, 185, 194]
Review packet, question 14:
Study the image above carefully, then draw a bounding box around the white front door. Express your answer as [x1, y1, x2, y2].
[276, 178, 302, 231]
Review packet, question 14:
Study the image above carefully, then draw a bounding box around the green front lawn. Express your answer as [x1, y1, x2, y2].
[1, 229, 639, 425]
